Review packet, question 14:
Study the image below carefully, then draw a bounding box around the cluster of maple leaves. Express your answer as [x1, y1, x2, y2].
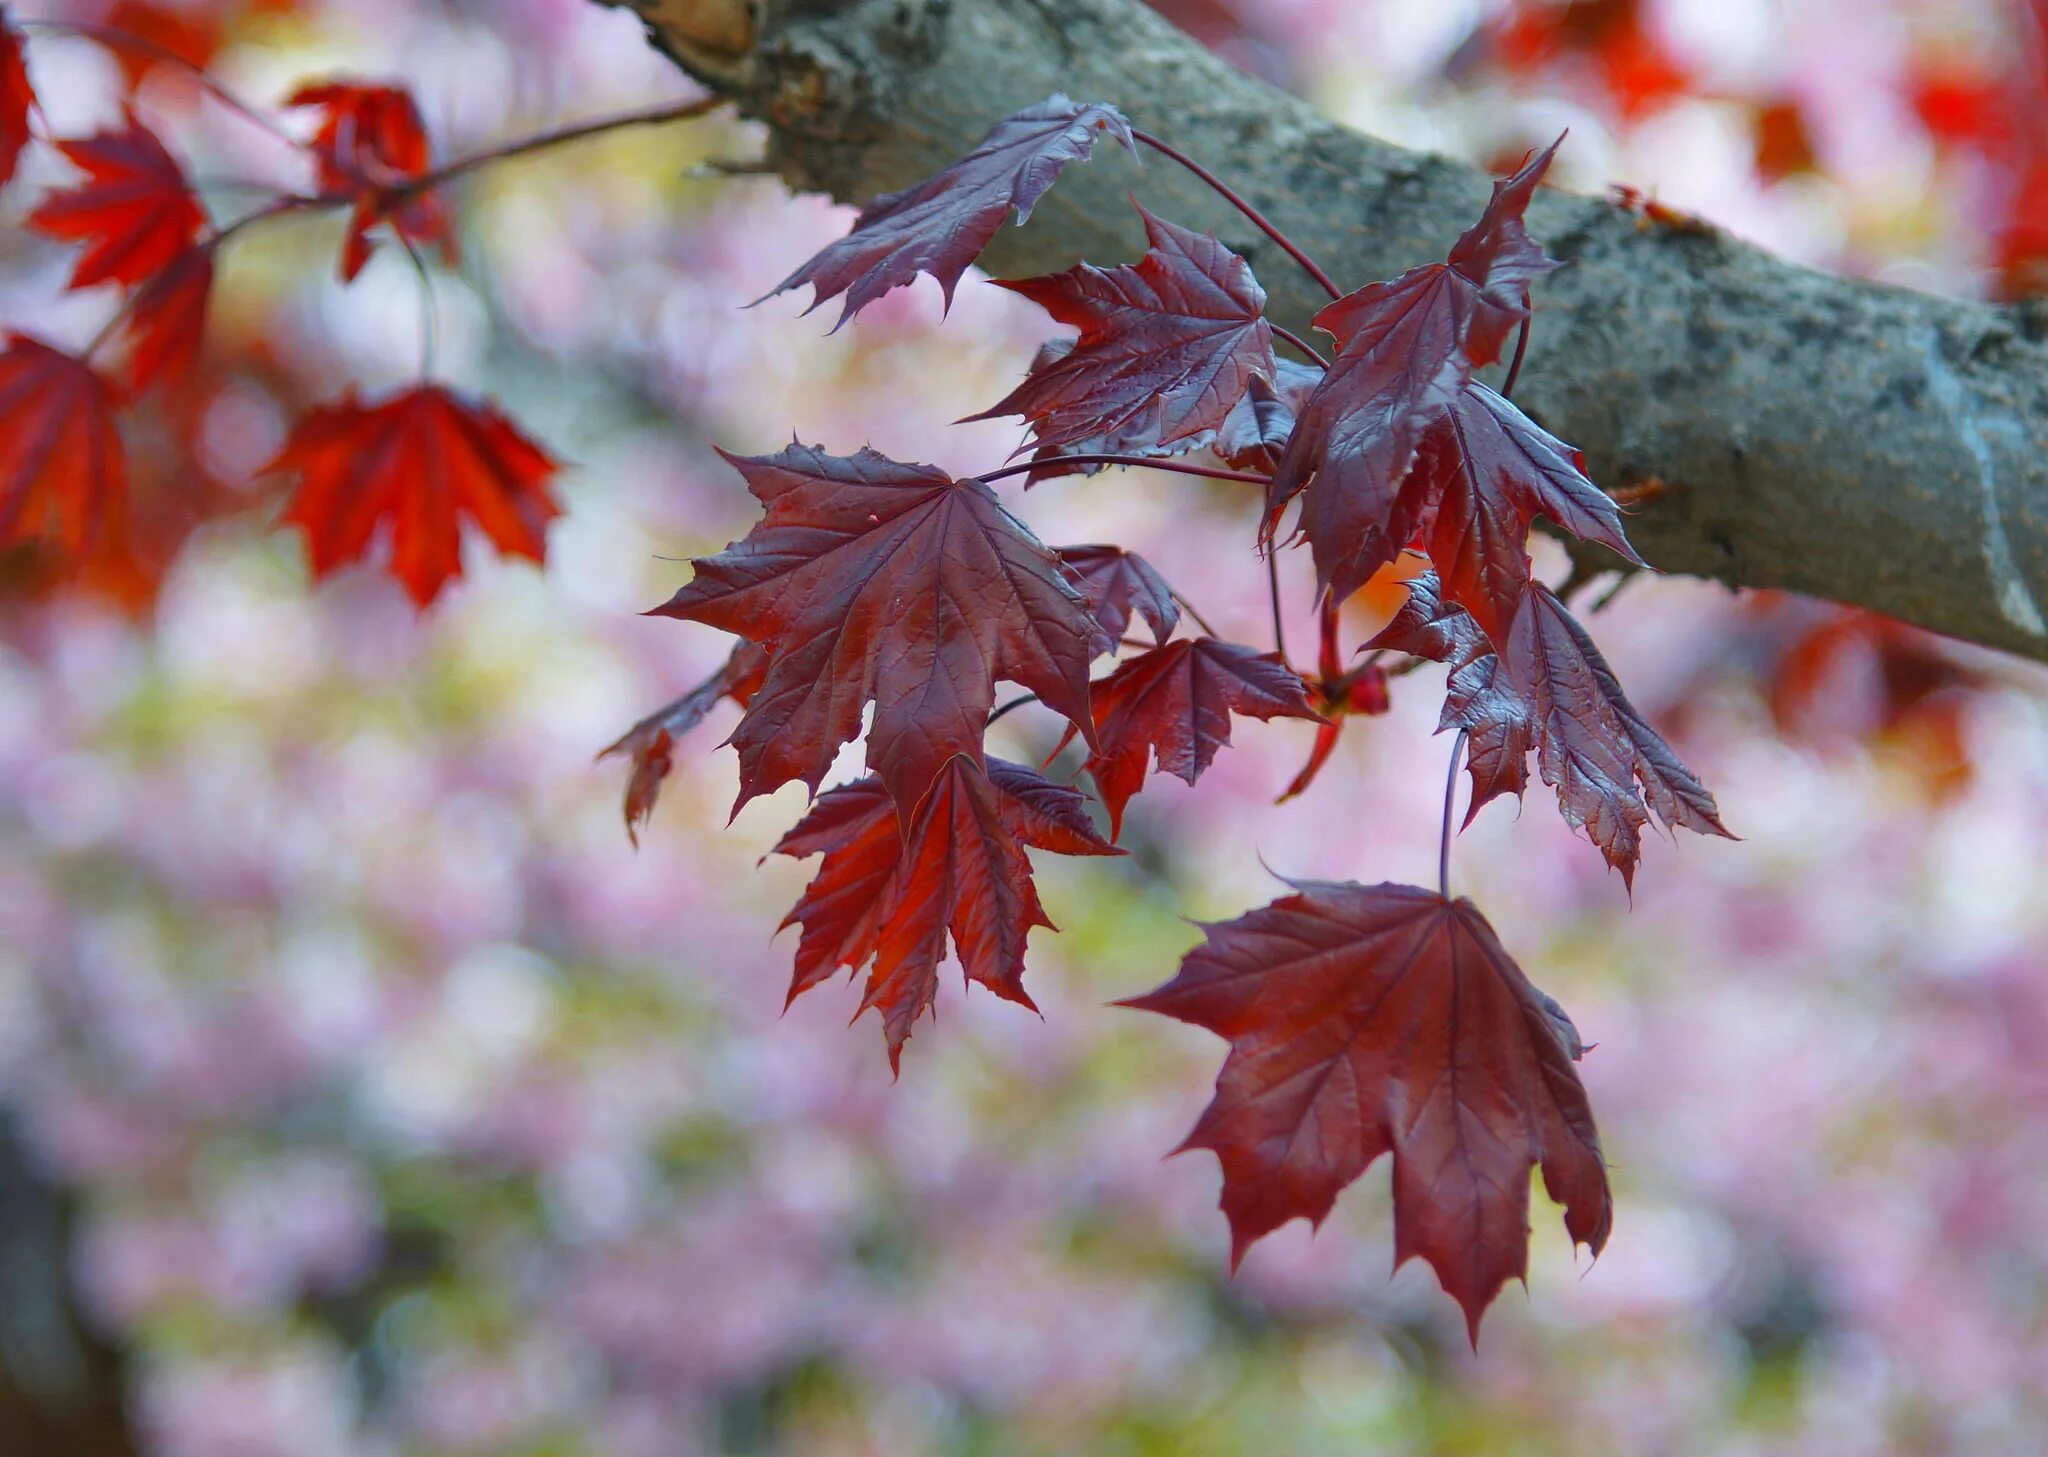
[2, 4, 1736, 1338]
[593, 93, 1735, 1338]
[0, 8, 557, 604]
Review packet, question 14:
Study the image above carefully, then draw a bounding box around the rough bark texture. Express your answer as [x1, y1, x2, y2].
[602, 0, 2048, 665]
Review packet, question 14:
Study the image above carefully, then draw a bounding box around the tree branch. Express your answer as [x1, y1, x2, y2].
[601, 0, 2048, 665]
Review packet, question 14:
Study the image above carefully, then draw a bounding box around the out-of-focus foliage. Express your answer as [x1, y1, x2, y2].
[2, 1, 2048, 1454]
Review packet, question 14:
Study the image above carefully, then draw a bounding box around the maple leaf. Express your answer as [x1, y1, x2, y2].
[1267, 140, 1561, 603]
[118, 246, 213, 392]
[1057, 543, 1180, 645]
[774, 754, 1118, 1068]
[760, 94, 1136, 328]
[654, 444, 1103, 820]
[602, 641, 771, 844]
[1211, 358, 1323, 474]
[28, 119, 206, 289]
[1505, 582, 1732, 886]
[974, 205, 1275, 456]
[1410, 380, 1642, 646]
[287, 80, 455, 283]
[1368, 569, 1532, 823]
[1072, 637, 1323, 836]
[1124, 879, 1611, 1342]
[1019, 354, 1321, 484]
[0, 10, 30, 189]
[267, 385, 561, 607]
[0, 336, 128, 556]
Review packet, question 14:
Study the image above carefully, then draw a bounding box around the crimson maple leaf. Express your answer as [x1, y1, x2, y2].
[1411, 381, 1643, 646]
[1057, 544, 1180, 645]
[1072, 637, 1323, 836]
[760, 94, 1135, 328]
[0, 10, 30, 189]
[1506, 582, 1731, 886]
[974, 204, 1275, 456]
[1368, 569, 1533, 822]
[0, 336, 127, 555]
[654, 444, 1103, 820]
[117, 246, 212, 391]
[287, 80, 455, 282]
[1267, 140, 1561, 603]
[1124, 879, 1611, 1342]
[774, 754, 1118, 1068]
[602, 641, 771, 844]
[28, 119, 206, 289]
[266, 385, 561, 607]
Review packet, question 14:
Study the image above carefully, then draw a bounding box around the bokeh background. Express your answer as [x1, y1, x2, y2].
[5, 1, 2048, 1453]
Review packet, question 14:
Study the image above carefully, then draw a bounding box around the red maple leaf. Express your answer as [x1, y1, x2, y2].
[100, 2, 225, 90]
[976, 204, 1275, 455]
[602, 641, 771, 843]
[287, 80, 455, 282]
[0, 9, 30, 189]
[1410, 381, 1641, 645]
[117, 246, 213, 392]
[1123, 878, 1611, 1341]
[28, 118, 206, 289]
[1267, 140, 1560, 603]
[1506, 582, 1731, 885]
[266, 385, 561, 607]
[760, 93, 1135, 328]
[775, 755, 1118, 1068]
[0, 336, 127, 555]
[1071, 637, 1323, 836]
[654, 444, 1103, 820]
[1367, 569, 1533, 822]
[1056, 543, 1180, 645]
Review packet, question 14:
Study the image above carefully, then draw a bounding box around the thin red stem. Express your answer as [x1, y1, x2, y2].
[390, 96, 725, 197]
[1269, 323, 1330, 370]
[1267, 549, 1289, 665]
[1131, 129, 1343, 301]
[976, 455, 1269, 488]
[1439, 728, 1469, 899]
[1170, 591, 1219, 638]
[1501, 317, 1531, 399]
[26, 20, 297, 143]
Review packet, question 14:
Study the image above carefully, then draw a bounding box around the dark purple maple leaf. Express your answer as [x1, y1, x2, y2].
[654, 444, 1103, 821]
[759, 94, 1136, 329]
[974, 203, 1274, 455]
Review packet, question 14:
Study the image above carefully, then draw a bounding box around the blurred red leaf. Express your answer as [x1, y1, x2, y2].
[268, 384, 560, 607]
[0, 336, 128, 556]
[1071, 636, 1322, 836]
[760, 93, 1135, 328]
[1123, 878, 1611, 1342]
[0, 8, 30, 188]
[978, 204, 1275, 455]
[287, 80, 455, 282]
[100, 2, 225, 89]
[653, 444, 1103, 821]
[28, 118, 205, 288]
[118, 245, 212, 391]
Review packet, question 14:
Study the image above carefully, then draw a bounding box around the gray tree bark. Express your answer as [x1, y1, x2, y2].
[600, 0, 2048, 666]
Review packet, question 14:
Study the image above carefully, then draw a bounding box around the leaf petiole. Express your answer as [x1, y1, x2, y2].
[1129, 129, 1343, 301]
